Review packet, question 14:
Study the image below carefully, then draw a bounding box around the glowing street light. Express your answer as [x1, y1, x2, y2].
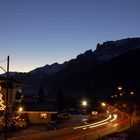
[129, 91, 134, 127]
[82, 100, 87, 107]
[120, 93, 123, 96]
[19, 107, 23, 113]
[118, 86, 122, 91]
[101, 102, 106, 107]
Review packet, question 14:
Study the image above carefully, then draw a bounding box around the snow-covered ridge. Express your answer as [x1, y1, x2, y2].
[94, 38, 140, 62]
[28, 37, 140, 75]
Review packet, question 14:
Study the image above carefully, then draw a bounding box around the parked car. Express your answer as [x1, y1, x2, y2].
[62, 113, 70, 119]
[46, 121, 57, 131]
[57, 111, 71, 119]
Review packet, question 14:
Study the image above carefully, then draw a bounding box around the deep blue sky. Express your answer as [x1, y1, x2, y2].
[0, 0, 140, 72]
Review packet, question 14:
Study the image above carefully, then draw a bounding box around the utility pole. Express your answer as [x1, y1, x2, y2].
[5, 55, 9, 140]
[129, 93, 131, 127]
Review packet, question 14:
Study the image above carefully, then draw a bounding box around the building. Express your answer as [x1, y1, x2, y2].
[21, 101, 57, 124]
[0, 76, 23, 110]
[0, 76, 57, 124]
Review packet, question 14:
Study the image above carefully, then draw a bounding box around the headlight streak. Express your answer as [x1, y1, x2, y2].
[89, 121, 108, 128]
[110, 114, 117, 122]
[73, 114, 112, 130]
[73, 113, 118, 130]
[82, 127, 87, 130]
[107, 110, 109, 113]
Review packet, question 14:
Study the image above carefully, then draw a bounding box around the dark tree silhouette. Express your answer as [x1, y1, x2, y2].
[15, 91, 21, 100]
[37, 86, 45, 103]
[56, 89, 64, 111]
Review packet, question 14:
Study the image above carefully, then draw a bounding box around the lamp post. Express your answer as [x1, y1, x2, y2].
[129, 91, 134, 127]
[81, 99, 88, 114]
[82, 100, 87, 107]
[101, 102, 106, 107]
[18, 107, 23, 117]
[0, 56, 9, 140]
[118, 86, 122, 91]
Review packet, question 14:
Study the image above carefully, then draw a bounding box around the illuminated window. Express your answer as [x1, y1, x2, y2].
[40, 113, 47, 119]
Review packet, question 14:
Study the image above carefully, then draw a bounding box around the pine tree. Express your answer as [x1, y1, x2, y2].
[56, 89, 64, 111]
[37, 86, 45, 103]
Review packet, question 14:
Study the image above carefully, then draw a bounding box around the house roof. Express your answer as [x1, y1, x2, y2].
[23, 101, 57, 112]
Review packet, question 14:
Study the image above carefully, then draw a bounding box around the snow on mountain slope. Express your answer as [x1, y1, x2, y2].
[94, 38, 140, 62]
[24, 38, 140, 76]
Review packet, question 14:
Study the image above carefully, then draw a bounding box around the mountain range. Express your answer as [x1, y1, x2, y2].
[11, 37, 140, 100]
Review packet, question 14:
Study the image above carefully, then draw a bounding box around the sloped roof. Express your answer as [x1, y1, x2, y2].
[23, 101, 57, 112]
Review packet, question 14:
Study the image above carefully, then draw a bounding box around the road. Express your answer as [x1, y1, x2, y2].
[8, 105, 130, 140]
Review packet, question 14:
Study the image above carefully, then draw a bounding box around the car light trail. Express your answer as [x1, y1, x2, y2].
[73, 113, 118, 130]
[73, 114, 112, 130]
[110, 114, 117, 122]
[89, 121, 109, 128]
[107, 110, 109, 113]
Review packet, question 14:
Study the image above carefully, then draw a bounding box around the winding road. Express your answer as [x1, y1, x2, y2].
[9, 105, 130, 140]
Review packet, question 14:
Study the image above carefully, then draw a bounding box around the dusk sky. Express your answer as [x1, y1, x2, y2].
[0, 0, 140, 72]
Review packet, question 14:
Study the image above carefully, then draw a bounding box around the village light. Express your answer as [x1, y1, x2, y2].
[120, 93, 123, 96]
[118, 86, 122, 91]
[82, 100, 87, 107]
[101, 102, 106, 107]
[19, 107, 23, 113]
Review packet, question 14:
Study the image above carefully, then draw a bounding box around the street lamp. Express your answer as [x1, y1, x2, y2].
[82, 100, 87, 107]
[18, 107, 23, 118]
[19, 107, 23, 113]
[101, 102, 106, 107]
[120, 93, 123, 96]
[118, 86, 122, 91]
[129, 91, 134, 127]
[80, 99, 88, 115]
